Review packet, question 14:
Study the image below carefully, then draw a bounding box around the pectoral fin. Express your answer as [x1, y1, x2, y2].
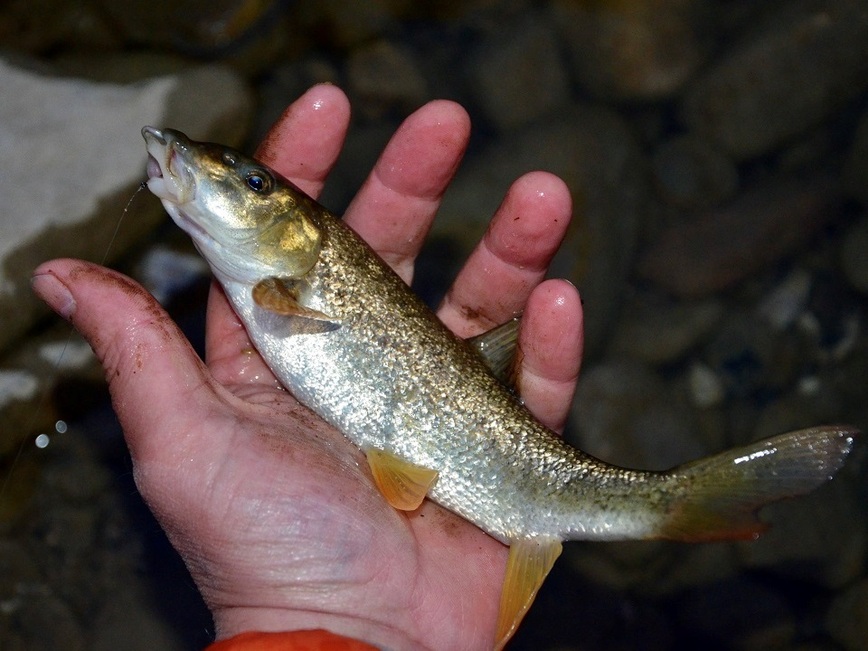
[494, 537, 562, 651]
[365, 448, 438, 511]
[468, 317, 521, 388]
[252, 277, 339, 333]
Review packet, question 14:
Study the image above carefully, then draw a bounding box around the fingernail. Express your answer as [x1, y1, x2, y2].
[31, 272, 76, 320]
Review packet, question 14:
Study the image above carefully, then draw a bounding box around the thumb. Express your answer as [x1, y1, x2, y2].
[31, 259, 224, 467]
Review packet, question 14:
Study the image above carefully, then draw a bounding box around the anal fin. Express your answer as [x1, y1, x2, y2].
[495, 537, 562, 651]
[365, 448, 438, 511]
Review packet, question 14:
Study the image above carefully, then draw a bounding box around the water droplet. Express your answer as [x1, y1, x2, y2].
[55, 419, 68, 434]
[35, 434, 50, 449]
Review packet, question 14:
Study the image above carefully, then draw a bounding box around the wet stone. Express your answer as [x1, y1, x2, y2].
[638, 173, 842, 298]
[681, 0, 868, 159]
[839, 215, 868, 295]
[0, 54, 252, 354]
[651, 134, 739, 209]
[611, 291, 724, 365]
[466, 12, 569, 131]
[551, 0, 709, 101]
[346, 39, 428, 121]
[826, 577, 868, 651]
[568, 359, 704, 470]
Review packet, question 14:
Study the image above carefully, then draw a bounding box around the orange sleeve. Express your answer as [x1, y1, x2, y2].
[205, 630, 380, 651]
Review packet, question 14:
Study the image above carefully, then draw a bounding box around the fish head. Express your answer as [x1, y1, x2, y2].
[142, 126, 321, 283]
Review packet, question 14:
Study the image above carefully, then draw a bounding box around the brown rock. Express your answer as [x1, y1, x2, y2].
[637, 173, 842, 297]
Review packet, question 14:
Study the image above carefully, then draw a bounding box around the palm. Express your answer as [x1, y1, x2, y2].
[33, 85, 583, 650]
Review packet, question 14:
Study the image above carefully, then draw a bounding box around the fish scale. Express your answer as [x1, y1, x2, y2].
[141, 126, 858, 650]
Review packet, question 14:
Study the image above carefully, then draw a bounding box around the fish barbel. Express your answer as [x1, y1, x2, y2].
[142, 127, 857, 650]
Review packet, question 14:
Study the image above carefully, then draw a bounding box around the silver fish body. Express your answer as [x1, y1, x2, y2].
[142, 126, 857, 649]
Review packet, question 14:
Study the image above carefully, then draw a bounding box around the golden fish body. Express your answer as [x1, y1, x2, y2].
[142, 127, 857, 649]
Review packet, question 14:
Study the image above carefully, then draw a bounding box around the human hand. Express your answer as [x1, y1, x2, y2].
[32, 85, 583, 650]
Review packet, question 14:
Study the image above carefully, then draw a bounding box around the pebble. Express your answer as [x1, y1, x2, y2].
[346, 39, 428, 121]
[0, 55, 252, 354]
[550, 0, 708, 100]
[681, 0, 868, 159]
[611, 292, 724, 365]
[737, 477, 867, 589]
[568, 359, 704, 470]
[466, 12, 569, 130]
[839, 215, 868, 294]
[651, 134, 739, 209]
[701, 310, 800, 400]
[844, 106, 868, 207]
[638, 173, 842, 298]
[826, 577, 868, 651]
[756, 268, 813, 330]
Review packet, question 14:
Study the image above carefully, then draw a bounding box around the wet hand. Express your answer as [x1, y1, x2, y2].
[32, 85, 583, 650]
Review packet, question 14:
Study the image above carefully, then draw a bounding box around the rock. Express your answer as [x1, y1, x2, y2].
[681, 0, 868, 159]
[737, 476, 867, 588]
[9, 593, 85, 651]
[839, 215, 868, 294]
[673, 577, 796, 651]
[551, 0, 710, 101]
[637, 172, 842, 298]
[345, 39, 428, 121]
[91, 586, 186, 651]
[95, 0, 292, 72]
[568, 359, 705, 469]
[294, 0, 402, 50]
[844, 106, 868, 207]
[826, 577, 868, 651]
[436, 104, 648, 357]
[466, 12, 569, 130]
[687, 361, 726, 408]
[756, 268, 813, 330]
[0, 56, 252, 354]
[611, 291, 724, 365]
[651, 135, 739, 209]
[701, 310, 801, 401]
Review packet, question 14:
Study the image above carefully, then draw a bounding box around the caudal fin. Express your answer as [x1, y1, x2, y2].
[658, 425, 858, 542]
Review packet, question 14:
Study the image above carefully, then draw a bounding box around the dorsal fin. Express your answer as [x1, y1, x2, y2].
[467, 317, 521, 388]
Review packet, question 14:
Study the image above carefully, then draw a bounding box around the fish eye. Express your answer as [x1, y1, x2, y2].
[245, 169, 273, 194]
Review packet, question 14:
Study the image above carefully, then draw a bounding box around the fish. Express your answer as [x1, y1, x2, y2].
[141, 126, 858, 650]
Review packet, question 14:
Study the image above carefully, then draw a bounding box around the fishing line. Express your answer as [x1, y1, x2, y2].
[0, 182, 147, 507]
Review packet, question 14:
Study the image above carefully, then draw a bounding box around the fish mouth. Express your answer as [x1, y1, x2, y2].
[142, 126, 196, 205]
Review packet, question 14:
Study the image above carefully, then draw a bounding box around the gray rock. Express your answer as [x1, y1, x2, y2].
[737, 476, 867, 588]
[844, 106, 868, 207]
[10, 593, 85, 651]
[436, 104, 648, 357]
[345, 39, 428, 120]
[467, 13, 569, 130]
[91, 586, 187, 651]
[651, 135, 739, 209]
[826, 577, 868, 651]
[701, 310, 801, 400]
[839, 215, 868, 295]
[568, 359, 704, 470]
[551, 0, 710, 100]
[638, 172, 842, 298]
[0, 56, 252, 354]
[611, 291, 724, 365]
[682, 0, 868, 159]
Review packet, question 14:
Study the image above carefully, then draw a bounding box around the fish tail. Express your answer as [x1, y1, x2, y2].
[657, 425, 857, 542]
